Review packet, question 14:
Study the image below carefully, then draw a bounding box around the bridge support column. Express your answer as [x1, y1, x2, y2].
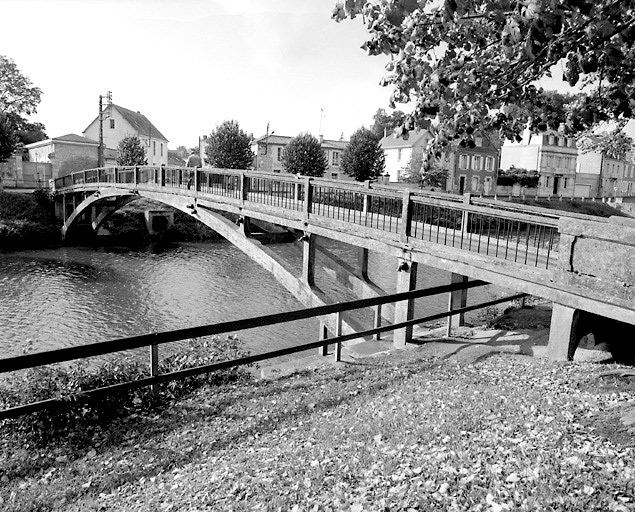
[394, 259, 418, 348]
[548, 303, 581, 360]
[446, 273, 468, 336]
[301, 232, 316, 286]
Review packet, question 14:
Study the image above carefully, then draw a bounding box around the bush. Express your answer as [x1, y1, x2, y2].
[0, 335, 252, 446]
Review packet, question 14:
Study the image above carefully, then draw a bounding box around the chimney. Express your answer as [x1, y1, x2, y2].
[319, 135, 324, 145]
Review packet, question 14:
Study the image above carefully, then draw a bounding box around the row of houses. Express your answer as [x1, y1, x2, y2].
[1, 104, 172, 189]
[3, 100, 635, 199]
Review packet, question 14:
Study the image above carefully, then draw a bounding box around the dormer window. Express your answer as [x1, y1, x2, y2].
[109, 119, 115, 129]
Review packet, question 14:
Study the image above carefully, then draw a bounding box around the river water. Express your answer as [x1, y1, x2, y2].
[0, 239, 505, 361]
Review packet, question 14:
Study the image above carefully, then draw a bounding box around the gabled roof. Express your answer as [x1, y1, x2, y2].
[84, 104, 168, 142]
[380, 130, 430, 149]
[25, 133, 99, 149]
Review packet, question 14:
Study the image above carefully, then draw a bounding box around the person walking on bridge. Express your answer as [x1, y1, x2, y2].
[185, 151, 202, 189]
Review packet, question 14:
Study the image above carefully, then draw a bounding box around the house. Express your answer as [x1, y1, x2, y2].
[380, 130, 430, 183]
[24, 133, 99, 180]
[83, 104, 169, 166]
[252, 135, 349, 179]
[500, 129, 577, 197]
[379, 130, 499, 194]
[447, 134, 499, 195]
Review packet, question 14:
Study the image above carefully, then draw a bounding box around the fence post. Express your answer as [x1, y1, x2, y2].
[134, 166, 138, 186]
[334, 311, 342, 362]
[303, 176, 313, 219]
[461, 193, 471, 235]
[241, 172, 250, 206]
[374, 304, 382, 340]
[400, 189, 412, 242]
[150, 344, 159, 394]
[394, 260, 418, 348]
[318, 321, 329, 356]
[446, 273, 468, 336]
[363, 180, 371, 215]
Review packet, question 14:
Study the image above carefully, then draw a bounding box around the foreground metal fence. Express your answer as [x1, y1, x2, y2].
[0, 278, 527, 420]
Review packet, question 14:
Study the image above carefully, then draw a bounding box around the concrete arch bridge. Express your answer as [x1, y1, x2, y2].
[53, 166, 635, 361]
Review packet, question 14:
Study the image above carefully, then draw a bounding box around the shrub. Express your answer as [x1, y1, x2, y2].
[0, 335, 252, 446]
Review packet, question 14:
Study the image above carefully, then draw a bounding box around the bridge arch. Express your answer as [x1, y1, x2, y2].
[60, 186, 363, 339]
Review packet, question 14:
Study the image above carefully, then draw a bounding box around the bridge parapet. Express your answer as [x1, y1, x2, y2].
[555, 215, 635, 312]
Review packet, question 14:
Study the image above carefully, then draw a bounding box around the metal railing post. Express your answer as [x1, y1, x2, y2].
[303, 176, 313, 219]
[150, 344, 159, 394]
[334, 312, 342, 362]
[400, 189, 412, 242]
[373, 304, 382, 340]
[319, 321, 329, 356]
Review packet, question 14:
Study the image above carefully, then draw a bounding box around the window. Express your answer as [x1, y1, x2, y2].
[485, 156, 494, 171]
[563, 177, 568, 188]
[332, 151, 340, 166]
[625, 167, 629, 178]
[558, 137, 565, 147]
[567, 138, 575, 148]
[554, 156, 562, 168]
[545, 176, 551, 187]
[548, 135, 555, 145]
[471, 176, 480, 192]
[474, 136, 483, 147]
[459, 154, 468, 169]
[331, 173, 338, 179]
[472, 155, 482, 170]
[397, 148, 402, 161]
[160, 143, 163, 157]
[153, 141, 156, 156]
[109, 119, 115, 129]
[277, 147, 282, 161]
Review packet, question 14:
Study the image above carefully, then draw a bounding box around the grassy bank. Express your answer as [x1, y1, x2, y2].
[1, 345, 634, 511]
[0, 191, 61, 250]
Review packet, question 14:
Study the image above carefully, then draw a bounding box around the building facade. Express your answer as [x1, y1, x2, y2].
[24, 133, 100, 179]
[252, 135, 349, 179]
[500, 130, 577, 197]
[380, 130, 499, 194]
[83, 104, 169, 166]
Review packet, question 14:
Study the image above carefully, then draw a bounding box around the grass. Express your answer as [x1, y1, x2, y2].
[1, 347, 634, 511]
[507, 197, 628, 218]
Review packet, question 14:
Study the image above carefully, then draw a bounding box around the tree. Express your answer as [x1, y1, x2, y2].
[371, 108, 406, 139]
[333, 1, 635, 155]
[0, 55, 42, 117]
[341, 127, 385, 181]
[281, 133, 329, 177]
[0, 111, 16, 162]
[205, 120, 254, 169]
[0, 55, 43, 161]
[116, 136, 147, 166]
[399, 150, 448, 189]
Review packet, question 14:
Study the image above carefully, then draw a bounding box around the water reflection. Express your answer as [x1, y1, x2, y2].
[0, 240, 502, 360]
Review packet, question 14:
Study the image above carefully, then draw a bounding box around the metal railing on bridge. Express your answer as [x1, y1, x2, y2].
[54, 166, 607, 270]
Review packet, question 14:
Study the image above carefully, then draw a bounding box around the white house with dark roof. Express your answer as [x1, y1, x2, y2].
[25, 133, 100, 179]
[83, 104, 169, 166]
[252, 134, 350, 179]
[379, 130, 431, 183]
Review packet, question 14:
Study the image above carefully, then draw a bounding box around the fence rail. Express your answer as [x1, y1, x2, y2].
[0, 278, 529, 420]
[52, 166, 602, 270]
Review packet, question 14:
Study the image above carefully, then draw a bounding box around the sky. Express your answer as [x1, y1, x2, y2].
[0, 0, 392, 148]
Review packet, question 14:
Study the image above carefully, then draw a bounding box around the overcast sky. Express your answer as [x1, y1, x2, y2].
[0, 0, 392, 148]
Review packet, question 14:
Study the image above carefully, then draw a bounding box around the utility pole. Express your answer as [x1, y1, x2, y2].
[98, 91, 112, 167]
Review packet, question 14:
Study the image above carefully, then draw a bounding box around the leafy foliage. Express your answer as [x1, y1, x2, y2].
[399, 149, 448, 188]
[341, 127, 385, 181]
[281, 133, 328, 177]
[497, 166, 540, 188]
[0, 111, 15, 162]
[577, 129, 634, 159]
[0, 55, 42, 117]
[334, 0, 635, 155]
[0, 335, 251, 446]
[205, 120, 254, 169]
[370, 108, 407, 139]
[116, 135, 147, 166]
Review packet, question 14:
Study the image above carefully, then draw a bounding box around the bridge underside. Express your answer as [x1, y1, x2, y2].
[56, 185, 635, 362]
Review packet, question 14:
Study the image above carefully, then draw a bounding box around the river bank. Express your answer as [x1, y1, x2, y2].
[1, 311, 634, 511]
